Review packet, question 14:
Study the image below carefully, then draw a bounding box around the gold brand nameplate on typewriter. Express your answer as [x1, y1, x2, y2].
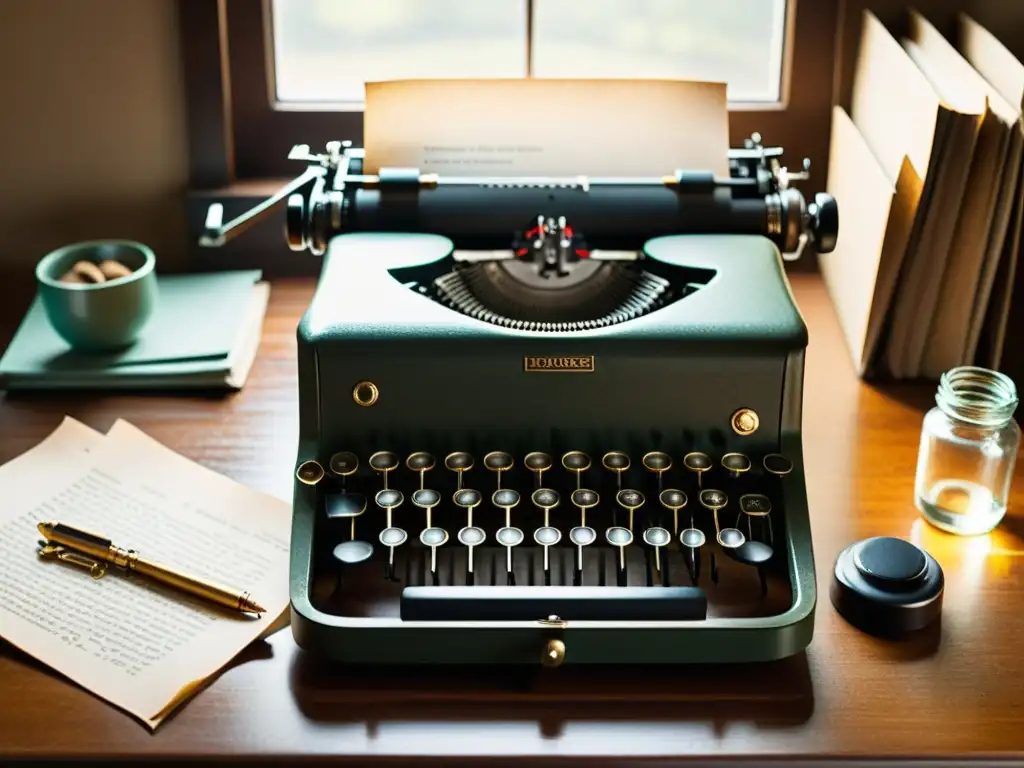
[523, 355, 595, 372]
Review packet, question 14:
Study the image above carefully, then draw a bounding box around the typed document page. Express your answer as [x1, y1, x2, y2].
[363, 78, 731, 177]
[0, 417, 291, 729]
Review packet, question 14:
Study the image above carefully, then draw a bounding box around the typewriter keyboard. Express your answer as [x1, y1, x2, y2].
[298, 449, 797, 620]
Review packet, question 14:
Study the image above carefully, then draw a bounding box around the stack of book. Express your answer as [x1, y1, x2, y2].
[0, 270, 269, 391]
[821, 9, 1024, 381]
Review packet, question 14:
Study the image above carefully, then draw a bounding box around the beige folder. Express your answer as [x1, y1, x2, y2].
[908, 10, 1019, 379]
[955, 13, 1024, 373]
[820, 105, 922, 375]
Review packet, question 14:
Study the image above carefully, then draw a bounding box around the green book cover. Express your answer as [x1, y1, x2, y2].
[0, 270, 264, 389]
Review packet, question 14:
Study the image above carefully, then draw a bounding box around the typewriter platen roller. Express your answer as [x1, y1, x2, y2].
[202, 134, 837, 665]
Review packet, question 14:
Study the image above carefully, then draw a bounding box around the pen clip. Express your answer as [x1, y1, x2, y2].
[37, 540, 108, 579]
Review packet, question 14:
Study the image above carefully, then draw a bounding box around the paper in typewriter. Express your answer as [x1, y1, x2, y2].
[363, 78, 730, 177]
[0, 417, 291, 730]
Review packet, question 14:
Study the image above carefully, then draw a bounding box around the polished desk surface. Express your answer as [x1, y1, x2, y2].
[1, 273, 1023, 764]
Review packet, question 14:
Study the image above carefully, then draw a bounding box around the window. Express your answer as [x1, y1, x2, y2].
[182, 0, 838, 265]
[269, 0, 788, 107]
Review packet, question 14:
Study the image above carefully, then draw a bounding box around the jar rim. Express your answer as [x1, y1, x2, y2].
[937, 366, 1018, 426]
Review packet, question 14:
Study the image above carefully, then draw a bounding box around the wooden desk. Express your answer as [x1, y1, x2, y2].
[1, 274, 1023, 764]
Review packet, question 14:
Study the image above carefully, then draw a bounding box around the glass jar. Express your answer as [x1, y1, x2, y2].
[914, 366, 1020, 535]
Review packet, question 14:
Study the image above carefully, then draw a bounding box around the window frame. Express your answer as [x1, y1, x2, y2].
[181, 0, 839, 270]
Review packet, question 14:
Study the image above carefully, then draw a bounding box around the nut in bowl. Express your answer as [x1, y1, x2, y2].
[35, 240, 158, 352]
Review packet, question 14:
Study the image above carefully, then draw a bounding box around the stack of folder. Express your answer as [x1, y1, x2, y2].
[821, 10, 1024, 381]
[0, 270, 269, 391]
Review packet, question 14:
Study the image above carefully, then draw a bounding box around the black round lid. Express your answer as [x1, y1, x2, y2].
[831, 536, 943, 638]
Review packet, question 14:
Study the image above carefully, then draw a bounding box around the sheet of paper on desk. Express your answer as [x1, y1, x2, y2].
[363, 78, 730, 177]
[0, 417, 291, 730]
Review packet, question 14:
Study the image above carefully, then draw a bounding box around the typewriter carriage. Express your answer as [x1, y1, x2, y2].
[200, 134, 834, 665]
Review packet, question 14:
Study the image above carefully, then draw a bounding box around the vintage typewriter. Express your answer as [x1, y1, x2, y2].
[200, 133, 838, 666]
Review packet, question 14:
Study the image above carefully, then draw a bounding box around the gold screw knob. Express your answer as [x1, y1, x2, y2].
[731, 408, 759, 436]
[542, 638, 566, 668]
[352, 380, 379, 407]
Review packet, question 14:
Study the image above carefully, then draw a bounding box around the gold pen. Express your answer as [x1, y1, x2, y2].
[36, 521, 266, 616]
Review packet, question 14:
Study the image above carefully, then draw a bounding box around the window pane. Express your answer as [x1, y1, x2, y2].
[271, 0, 528, 104]
[532, 0, 787, 102]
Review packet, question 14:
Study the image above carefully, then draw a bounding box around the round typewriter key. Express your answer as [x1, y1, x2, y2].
[445, 451, 474, 472]
[534, 526, 562, 578]
[642, 451, 672, 473]
[570, 525, 596, 582]
[420, 526, 449, 579]
[606, 525, 633, 577]
[616, 489, 645, 532]
[532, 488, 560, 527]
[412, 488, 441, 528]
[329, 451, 359, 477]
[739, 493, 772, 516]
[562, 451, 591, 473]
[333, 539, 373, 565]
[571, 488, 599, 527]
[296, 460, 325, 486]
[369, 451, 399, 472]
[659, 488, 687, 534]
[602, 451, 630, 473]
[379, 526, 407, 577]
[763, 453, 794, 476]
[681, 527, 706, 549]
[644, 526, 671, 576]
[727, 540, 773, 567]
[496, 526, 525, 548]
[325, 493, 367, 520]
[496, 526, 524, 581]
[683, 452, 712, 487]
[722, 452, 752, 477]
[699, 489, 728, 511]
[718, 527, 746, 549]
[406, 452, 436, 472]
[375, 489, 404, 509]
[453, 488, 482, 527]
[484, 451, 514, 472]
[458, 525, 487, 574]
[492, 488, 521, 528]
[524, 452, 553, 484]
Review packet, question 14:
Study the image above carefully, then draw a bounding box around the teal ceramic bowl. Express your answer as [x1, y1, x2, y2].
[35, 240, 158, 352]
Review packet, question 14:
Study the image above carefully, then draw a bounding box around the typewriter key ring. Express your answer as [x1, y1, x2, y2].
[484, 451, 514, 488]
[605, 526, 633, 585]
[561, 451, 591, 487]
[533, 526, 562, 584]
[419, 526, 449, 585]
[658, 489, 688, 536]
[721, 452, 752, 480]
[329, 452, 359, 481]
[453, 488, 482, 528]
[333, 539, 374, 566]
[683, 452, 712, 488]
[569, 525, 596, 584]
[531, 488, 560, 528]
[369, 451, 399, 489]
[524, 452, 553, 487]
[296, 460, 325, 486]
[699, 489, 744, 548]
[642, 452, 672, 492]
[762, 453, 793, 477]
[379, 526, 408, 580]
[492, 488, 521, 528]
[643, 526, 672, 585]
[680, 526, 706, 585]
[412, 488, 441, 529]
[444, 452, 474, 489]
[457, 525, 486, 579]
[615, 489, 645, 532]
[570, 488, 599, 528]
[406, 452, 436, 489]
[496, 526, 525, 585]
[375, 488, 404, 530]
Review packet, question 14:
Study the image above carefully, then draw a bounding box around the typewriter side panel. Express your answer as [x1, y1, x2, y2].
[288, 233, 816, 664]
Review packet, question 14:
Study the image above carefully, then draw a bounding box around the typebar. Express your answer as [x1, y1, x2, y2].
[400, 586, 708, 621]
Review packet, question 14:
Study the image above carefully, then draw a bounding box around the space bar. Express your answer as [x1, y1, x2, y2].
[400, 586, 707, 621]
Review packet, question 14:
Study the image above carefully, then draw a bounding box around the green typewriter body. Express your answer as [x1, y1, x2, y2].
[199, 138, 838, 666]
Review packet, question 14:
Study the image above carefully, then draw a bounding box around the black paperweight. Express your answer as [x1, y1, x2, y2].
[831, 536, 944, 638]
